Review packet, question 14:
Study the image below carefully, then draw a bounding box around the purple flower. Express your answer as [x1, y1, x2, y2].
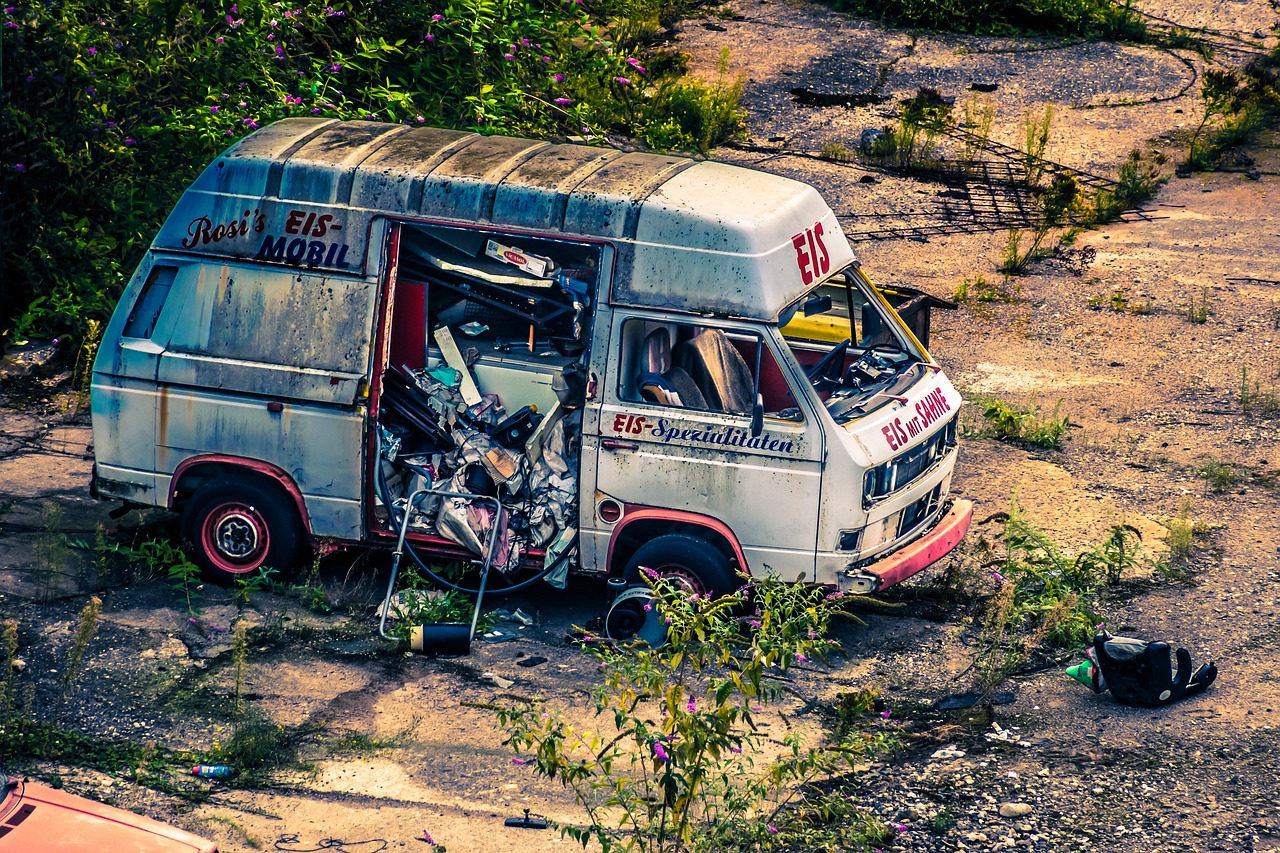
[795, 653, 807, 663]
[520, 38, 529, 45]
[825, 591, 844, 600]
[210, 105, 219, 112]
[237, 100, 247, 107]
[416, 115, 425, 123]
[88, 47, 97, 55]
[312, 107, 321, 114]
[747, 618, 761, 628]
[225, 129, 234, 136]
[642, 602, 651, 611]
[767, 826, 778, 836]
[614, 76, 631, 86]
[425, 33, 434, 41]
[686, 696, 696, 713]
[86, 88, 95, 96]
[626, 58, 645, 72]
[13, 164, 23, 172]
[267, 33, 274, 40]
[892, 823, 909, 832]
[541, 55, 551, 62]
[880, 709, 892, 719]
[274, 45, 283, 56]
[25, 75, 34, 82]
[552, 73, 565, 82]
[511, 757, 528, 765]
[330, 63, 341, 71]
[269, 18, 278, 26]
[653, 741, 669, 762]
[730, 745, 742, 754]
[750, 705, 763, 712]
[640, 566, 659, 579]
[990, 570, 1007, 584]
[4, 20, 18, 27]
[106, 121, 116, 127]
[4, 7, 15, 12]
[503, 53, 515, 59]
[431, 12, 443, 19]
[124, 138, 136, 146]
[215, 36, 224, 43]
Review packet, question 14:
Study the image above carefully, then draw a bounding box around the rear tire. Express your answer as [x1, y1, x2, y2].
[623, 533, 738, 598]
[182, 478, 303, 585]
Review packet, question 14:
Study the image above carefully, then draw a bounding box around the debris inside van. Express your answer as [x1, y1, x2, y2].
[1065, 631, 1218, 707]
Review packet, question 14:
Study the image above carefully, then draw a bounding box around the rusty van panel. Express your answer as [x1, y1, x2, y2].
[154, 384, 364, 537]
[418, 135, 549, 222]
[350, 127, 477, 214]
[563, 152, 690, 239]
[490, 145, 622, 233]
[161, 264, 375, 404]
[277, 121, 410, 205]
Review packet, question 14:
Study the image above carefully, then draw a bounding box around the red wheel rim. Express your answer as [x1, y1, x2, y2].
[200, 502, 270, 574]
[643, 563, 708, 597]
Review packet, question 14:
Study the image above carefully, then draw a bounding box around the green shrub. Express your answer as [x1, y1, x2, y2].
[977, 397, 1069, 449]
[642, 48, 745, 152]
[493, 576, 893, 852]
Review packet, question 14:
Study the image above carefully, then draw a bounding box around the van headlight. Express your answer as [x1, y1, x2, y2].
[863, 461, 893, 507]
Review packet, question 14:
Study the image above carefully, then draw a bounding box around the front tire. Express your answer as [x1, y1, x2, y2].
[182, 478, 303, 585]
[623, 533, 739, 598]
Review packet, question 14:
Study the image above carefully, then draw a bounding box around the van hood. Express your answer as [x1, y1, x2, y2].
[1, 780, 217, 852]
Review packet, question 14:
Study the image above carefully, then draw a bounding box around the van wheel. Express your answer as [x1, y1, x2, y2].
[623, 534, 739, 598]
[182, 478, 303, 585]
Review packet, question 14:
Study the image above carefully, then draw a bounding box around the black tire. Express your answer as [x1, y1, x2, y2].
[623, 533, 739, 598]
[181, 478, 304, 585]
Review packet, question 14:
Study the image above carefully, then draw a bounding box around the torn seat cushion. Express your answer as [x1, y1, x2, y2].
[676, 329, 755, 414]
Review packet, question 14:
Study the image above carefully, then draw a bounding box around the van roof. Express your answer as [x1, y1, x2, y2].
[153, 119, 857, 322]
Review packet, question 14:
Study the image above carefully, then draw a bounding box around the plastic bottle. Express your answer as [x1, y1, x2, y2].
[191, 764, 231, 778]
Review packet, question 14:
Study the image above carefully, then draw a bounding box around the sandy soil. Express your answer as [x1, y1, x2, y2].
[2, 2, 1279, 851]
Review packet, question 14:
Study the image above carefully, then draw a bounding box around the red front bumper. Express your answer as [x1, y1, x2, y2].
[847, 499, 974, 592]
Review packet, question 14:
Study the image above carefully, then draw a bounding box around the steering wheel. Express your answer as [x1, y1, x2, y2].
[805, 338, 850, 385]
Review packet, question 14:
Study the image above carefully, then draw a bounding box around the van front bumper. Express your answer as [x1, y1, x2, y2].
[837, 498, 973, 594]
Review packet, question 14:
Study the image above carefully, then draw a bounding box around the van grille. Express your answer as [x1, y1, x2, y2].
[863, 414, 958, 507]
[898, 484, 943, 538]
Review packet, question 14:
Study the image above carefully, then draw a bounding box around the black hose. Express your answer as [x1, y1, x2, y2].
[374, 423, 577, 597]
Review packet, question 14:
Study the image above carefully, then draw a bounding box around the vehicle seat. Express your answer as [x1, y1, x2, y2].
[675, 329, 754, 414]
[637, 328, 707, 409]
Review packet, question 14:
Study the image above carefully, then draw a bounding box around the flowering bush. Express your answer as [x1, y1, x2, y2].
[1, 0, 740, 339]
[493, 577, 895, 852]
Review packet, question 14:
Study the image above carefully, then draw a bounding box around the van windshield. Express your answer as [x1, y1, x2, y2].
[779, 268, 928, 424]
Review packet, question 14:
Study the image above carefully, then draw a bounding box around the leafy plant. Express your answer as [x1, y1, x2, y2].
[492, 576, 889, 852]
[234, 567, 280, 610]
[1198, 457, 1244, 492]
[953, 273, 1017, 304]
[1186, 287, 1211, 323]
[125, 537, 203, 612]
[387, 568, 496, 643]
[968, 504, 1144, 690]
[1000, 171, 1082, 274]
[1019, 104, 1054, 186]
[869, 87, 954, 171]
[643, 48, 745, 153]
[977, 398, 1069, 449]
[34, 503, 69, 602]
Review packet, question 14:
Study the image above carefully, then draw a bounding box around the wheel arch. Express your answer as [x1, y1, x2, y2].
[606, 507, 748, 579]
[169, 455, 313, 536]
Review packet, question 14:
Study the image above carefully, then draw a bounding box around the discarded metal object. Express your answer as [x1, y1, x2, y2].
[933, 690, 1014, 710]
[1065, 631, 1218, 707]
[504, 809, 548, 830]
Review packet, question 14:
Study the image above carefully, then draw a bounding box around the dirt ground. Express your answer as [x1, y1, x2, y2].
[2, 2, 1280, 851]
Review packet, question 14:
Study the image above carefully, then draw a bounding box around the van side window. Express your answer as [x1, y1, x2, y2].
[123, 266, 177, 339]
[618, 319, 802, 421]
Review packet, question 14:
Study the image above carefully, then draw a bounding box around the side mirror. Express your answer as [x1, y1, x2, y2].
[803, 294, 832, 316]
[750, 394, 764, 438]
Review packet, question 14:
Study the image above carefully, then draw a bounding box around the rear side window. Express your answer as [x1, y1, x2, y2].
[123, 266, 176, 339]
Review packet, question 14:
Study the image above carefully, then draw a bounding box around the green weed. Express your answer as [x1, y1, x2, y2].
[954, 273, 1017, 304]
[643, 48, 746, 153]
[1091, 150, 1166, 223]
[977, 398, 1070, 449]
[1001, 172, 1083, 275]
[34, 503, 69, 602]
[967, 504, 1143, 691]
[1187, 287, 1211, 324]
[819, 141, 856, 162]
[126, 537, 203, 613]
[58, 596, 103, 708]
[1020, 105, 1054, 186]
[1240, 367, 1280, 417]
[869, 87, 955, 171]
[1198, 457, 1244, 492]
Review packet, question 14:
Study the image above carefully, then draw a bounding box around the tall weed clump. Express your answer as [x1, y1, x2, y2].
[493, 576, 897, 852]
[1, 0, 739, 342]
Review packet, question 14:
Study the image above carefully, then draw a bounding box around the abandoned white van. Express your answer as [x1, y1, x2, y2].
[90, 118, 972, 597]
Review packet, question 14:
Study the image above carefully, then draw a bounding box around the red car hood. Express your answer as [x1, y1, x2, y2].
[0, 780, 217, 852]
